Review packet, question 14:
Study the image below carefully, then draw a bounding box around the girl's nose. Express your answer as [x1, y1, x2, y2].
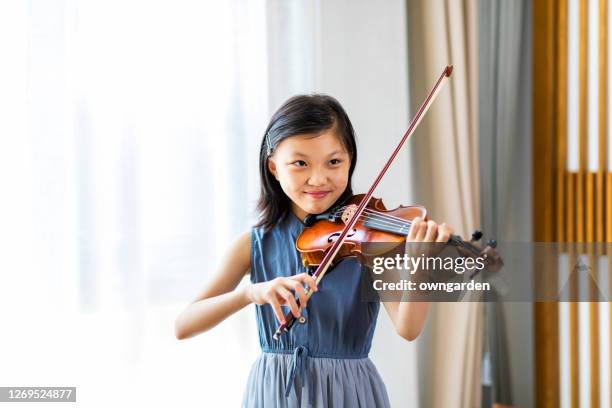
[307, 169, 329, 186]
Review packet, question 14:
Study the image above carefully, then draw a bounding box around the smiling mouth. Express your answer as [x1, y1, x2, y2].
[305, 191, 331, 199]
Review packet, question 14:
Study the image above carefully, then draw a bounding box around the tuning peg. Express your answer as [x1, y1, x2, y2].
[486, 239, 497, 248]
[471, 230, 483, 242]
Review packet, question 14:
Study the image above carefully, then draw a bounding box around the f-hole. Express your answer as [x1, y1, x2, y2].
[327, 229, 357, 243]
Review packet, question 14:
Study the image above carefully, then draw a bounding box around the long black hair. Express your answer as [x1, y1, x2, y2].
[255, 94, 358, 233]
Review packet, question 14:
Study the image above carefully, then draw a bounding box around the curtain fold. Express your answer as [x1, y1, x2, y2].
[406, 0, 483, 407]
[479, 0, 532, 406]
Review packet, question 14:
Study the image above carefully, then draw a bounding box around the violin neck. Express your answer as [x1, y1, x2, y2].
[338, 207, 482, 258]
[363, 217, 411, 236]
[364, 216, 481, 257]
[448, 234, 481, 257]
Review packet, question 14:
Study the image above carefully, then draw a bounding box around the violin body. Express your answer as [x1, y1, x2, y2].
[296, 194, 427, 268]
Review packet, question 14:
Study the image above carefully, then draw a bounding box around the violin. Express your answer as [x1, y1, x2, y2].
[297, 193, 502, 272]
[272, 65, 503, 340]
[271, 194, 503, 339]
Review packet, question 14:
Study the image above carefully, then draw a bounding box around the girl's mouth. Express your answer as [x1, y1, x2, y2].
[305, 191, 331, 199]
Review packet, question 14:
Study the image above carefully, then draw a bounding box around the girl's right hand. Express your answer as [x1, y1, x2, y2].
[247, 273, 318, 324]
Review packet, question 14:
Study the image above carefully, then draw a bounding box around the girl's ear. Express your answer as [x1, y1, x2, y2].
[267, 158, 279, 180]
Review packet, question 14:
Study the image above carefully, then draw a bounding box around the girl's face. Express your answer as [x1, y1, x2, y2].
[267, 126, 351, 221]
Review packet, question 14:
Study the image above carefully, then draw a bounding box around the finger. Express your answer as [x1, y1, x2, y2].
[278, 287, 300, 318]
[424, 220, 437, 242]
[293, 273, 318, 292]
[415, 220, 427, 241]
[305, 275, 318, 293]
[407, 217, 422, 241]
[436, 223, 452, 242]
[405, 240, 419, 256]
[292, 281, 308, 308]
[268, 297, 285, 324]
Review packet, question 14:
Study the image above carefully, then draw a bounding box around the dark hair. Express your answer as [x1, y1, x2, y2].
[255, 94, 358, 232]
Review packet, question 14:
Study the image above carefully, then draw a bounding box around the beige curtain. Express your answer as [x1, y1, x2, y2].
[406, 0, 483, 407]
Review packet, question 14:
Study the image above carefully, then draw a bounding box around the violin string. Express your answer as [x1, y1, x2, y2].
[329, 206, 414, 231]
[333, 207, 417, 231]
[330, 205, 413, 226]
[330, 205, 466, 246]
[325, 207, 415, 238]
[362, 214, 413, 234]
[356, 218, 409, 235]
[326, 206, 480, 255]
[330, 206, 463, 247]
[330, 211, 410, 233]
[359, 212, 479, 255]
[329, 206, 407, 225]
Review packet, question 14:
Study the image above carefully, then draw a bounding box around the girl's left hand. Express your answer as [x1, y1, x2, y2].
[405, 216, 453, 257]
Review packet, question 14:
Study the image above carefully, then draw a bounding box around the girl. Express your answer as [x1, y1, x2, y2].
[174, 94, 453, 407]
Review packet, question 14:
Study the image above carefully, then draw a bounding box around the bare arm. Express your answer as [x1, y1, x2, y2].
[382, 218, 451, 341]
[174, 230, 319, 340]
[174, 231, 252, 340]
[382, 300, 430, 342]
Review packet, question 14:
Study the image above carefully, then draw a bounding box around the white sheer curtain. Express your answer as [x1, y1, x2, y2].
[0, 0, 420, 406]
[0, 0, 266, 406]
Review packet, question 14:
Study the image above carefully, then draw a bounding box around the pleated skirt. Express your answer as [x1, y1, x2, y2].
[242, 352, 391, 408]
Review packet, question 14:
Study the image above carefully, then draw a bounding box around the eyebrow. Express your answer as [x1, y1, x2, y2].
[291, 150, 346, 158]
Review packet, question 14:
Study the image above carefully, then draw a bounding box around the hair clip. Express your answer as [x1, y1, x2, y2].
[265, 132, 273, 155]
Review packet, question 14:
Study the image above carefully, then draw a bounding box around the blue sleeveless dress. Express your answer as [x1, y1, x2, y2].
[242, 212, 391, 407]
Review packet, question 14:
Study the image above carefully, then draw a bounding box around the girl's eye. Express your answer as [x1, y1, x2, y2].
[330, 159, 342, 165]
[292, 160, 307, 167]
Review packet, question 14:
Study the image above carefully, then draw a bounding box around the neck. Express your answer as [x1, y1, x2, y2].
[291, 203, 308, 223]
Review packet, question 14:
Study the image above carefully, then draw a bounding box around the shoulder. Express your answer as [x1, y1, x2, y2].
[236, 229, 251, 245]
[232, 229, 251, 261]
[189, 229, 253, 301]
[217, 230, 251, 279]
